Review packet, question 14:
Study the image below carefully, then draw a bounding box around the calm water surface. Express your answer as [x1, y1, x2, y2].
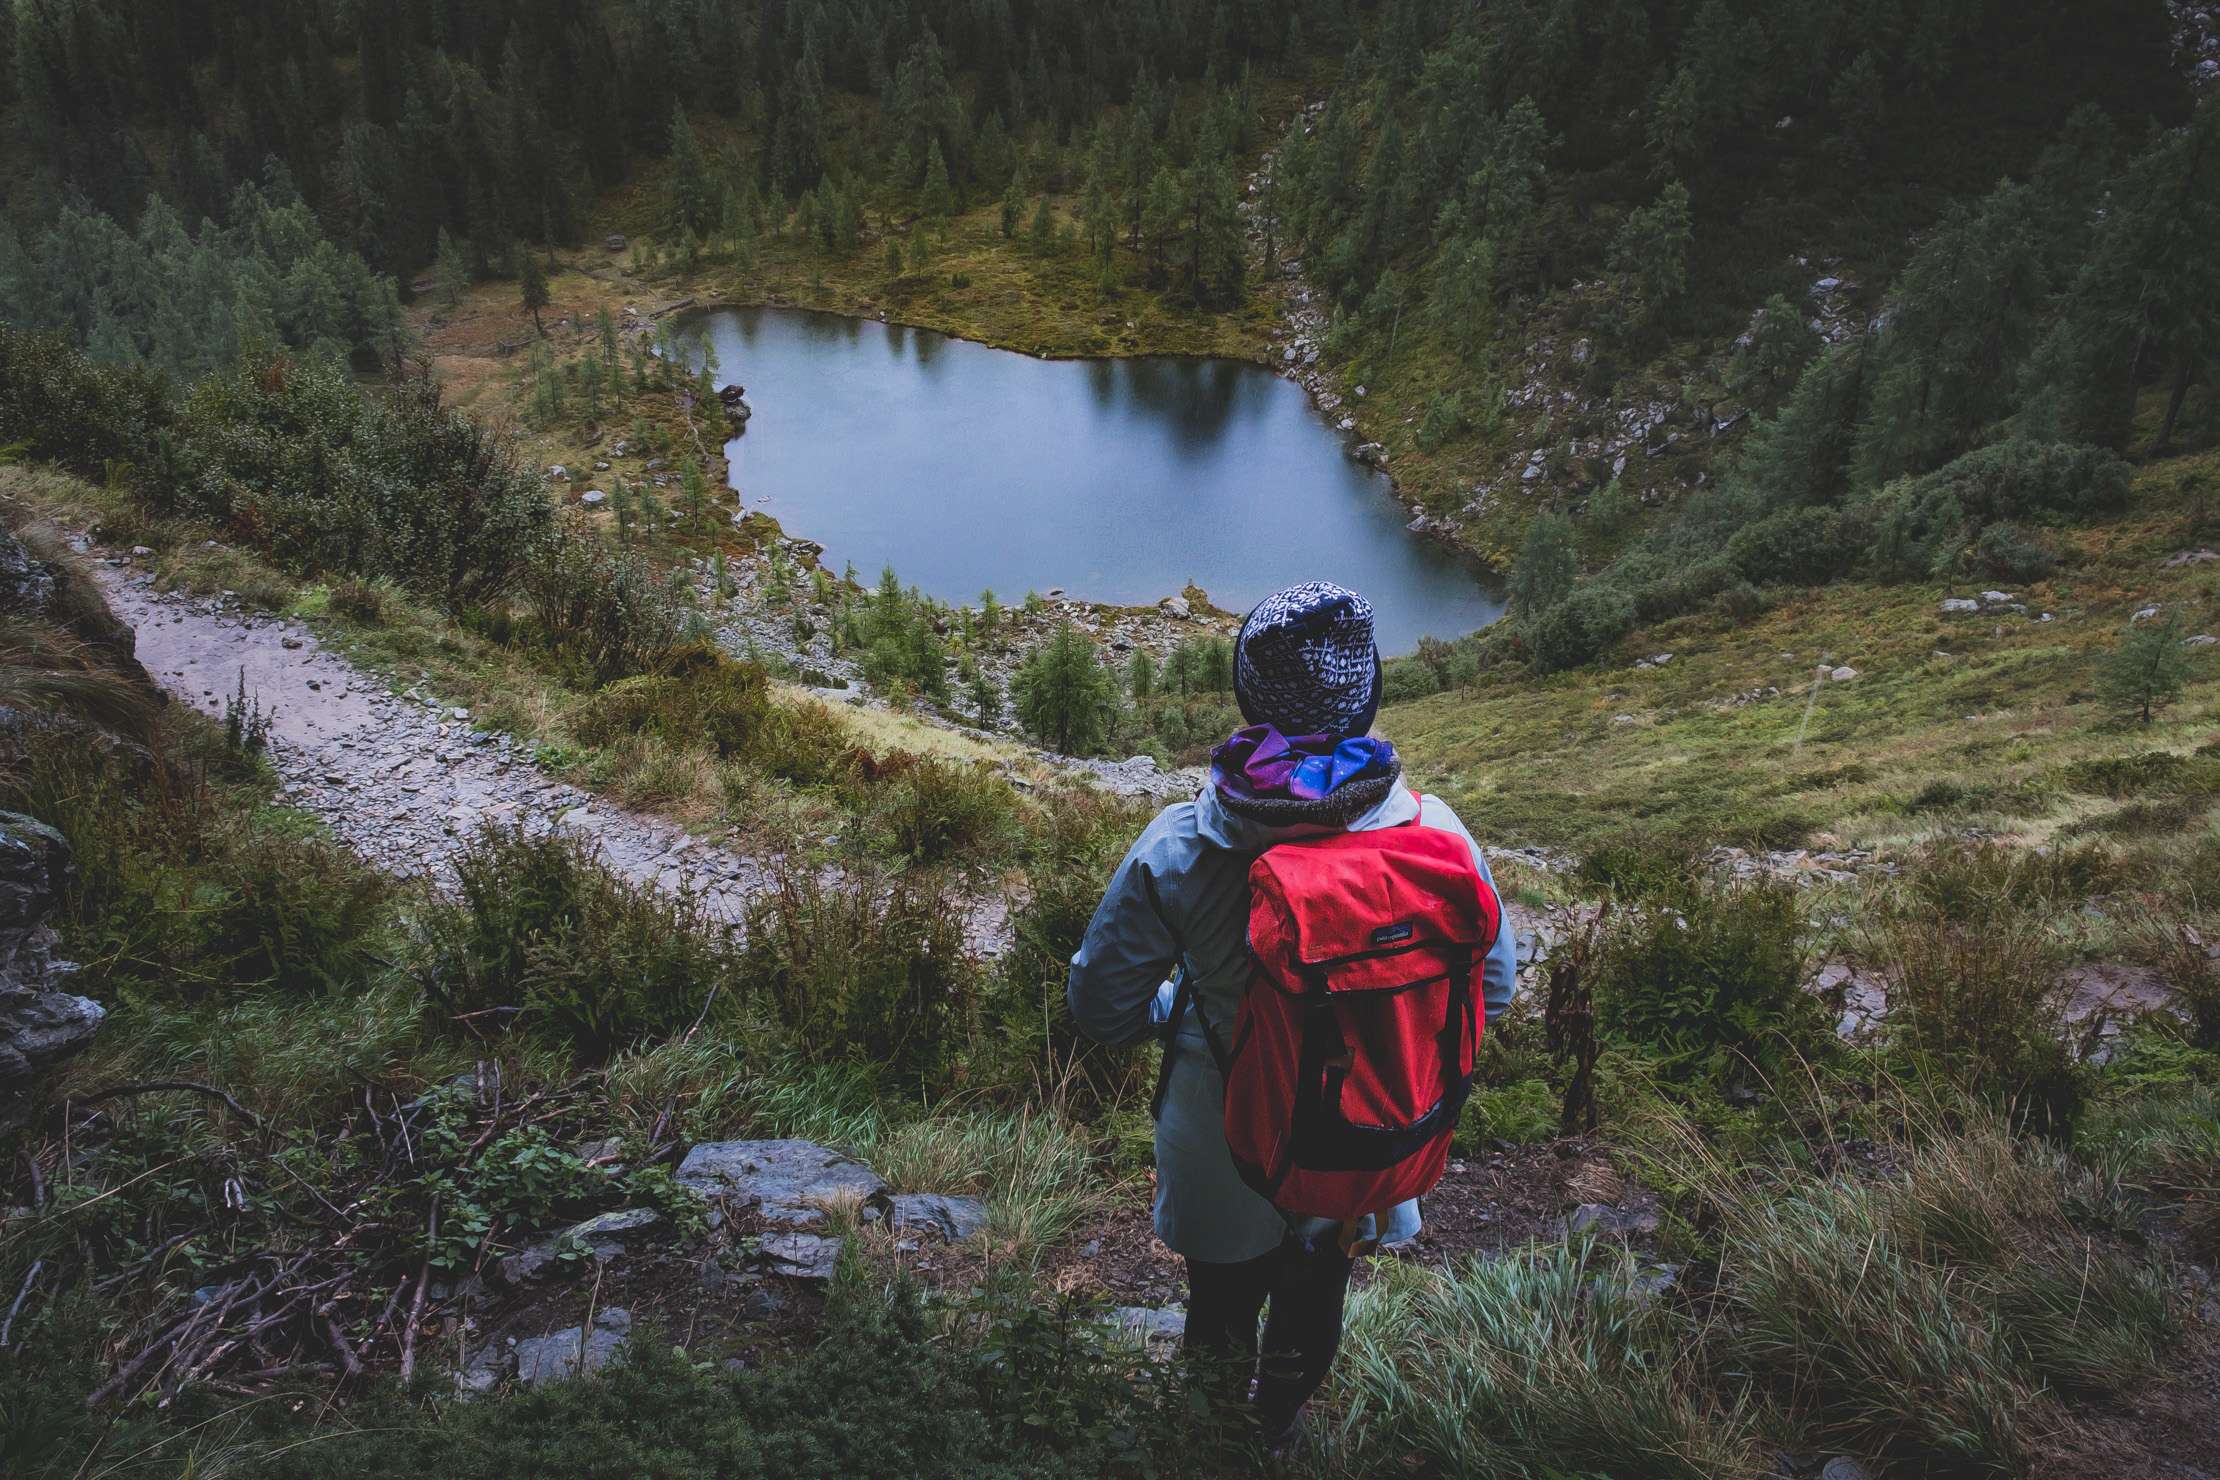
[681, 306, 1503, 654]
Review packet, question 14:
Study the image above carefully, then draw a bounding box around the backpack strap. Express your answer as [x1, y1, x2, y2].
[1144, 866, 1232, 1120]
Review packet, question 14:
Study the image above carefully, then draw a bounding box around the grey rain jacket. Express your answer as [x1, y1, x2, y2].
[1067, 782, 1519, 1264]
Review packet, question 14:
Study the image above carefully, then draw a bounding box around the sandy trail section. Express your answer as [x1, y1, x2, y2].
[89, 552, 858, 929]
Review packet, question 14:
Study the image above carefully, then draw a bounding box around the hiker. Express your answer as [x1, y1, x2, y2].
[1067, 582, 1519, 1449]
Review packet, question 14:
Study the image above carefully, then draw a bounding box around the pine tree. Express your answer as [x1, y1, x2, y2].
[1510, 512, 1579, 622]
[1000, 174, 1024, 238]
[2102, 616, 2190, 725]
[1608, 180, 1693, 330]
[434, 227, 469, 309]
[1028, 196, 1056, 254]
[921, 138, 956, 220]
[1013, 620, 1117, 755]
[885, 234, 905, 275]
[517, 248, 550, 336]
[1127, 647, 1156, 703]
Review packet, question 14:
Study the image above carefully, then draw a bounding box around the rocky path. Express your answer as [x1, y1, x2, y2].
[87, 551, 882, 931]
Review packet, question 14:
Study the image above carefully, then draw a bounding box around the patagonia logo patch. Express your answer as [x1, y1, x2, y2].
[1370, 922, 1416, 946]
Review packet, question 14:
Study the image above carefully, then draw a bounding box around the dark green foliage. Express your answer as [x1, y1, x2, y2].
[1508, 510, 1577, 621]
[1592, 881, 1828, 1088]
[3, 1281, 1194, 1480]
[523, 515, 689, 684]
[855, 566, 951, 700]
[1523, 581, 1633, 673]
[0, 324, 170, 470]
[169, 352, 551, 610]
[419, 826, 743, 1062]
[1970, 522, 2057, 583]
[1013, 620, 1118, 755]
[859, 753, 1019, 864]
[739, 866, 973, 1090]
[575, 655, 775, 758]
[984, 791, 1154, 1106]
[14, 726, 389, 1003]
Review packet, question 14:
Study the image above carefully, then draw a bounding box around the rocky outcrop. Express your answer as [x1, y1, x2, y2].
[0, 811, 101, 1127]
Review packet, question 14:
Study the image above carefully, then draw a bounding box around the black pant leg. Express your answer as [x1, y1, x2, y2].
[1253, 1235, 1355, 1432]
[1182, 1248, 1279, 1397]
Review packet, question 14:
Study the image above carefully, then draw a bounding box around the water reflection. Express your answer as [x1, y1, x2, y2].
[677, 306, 1504, 653]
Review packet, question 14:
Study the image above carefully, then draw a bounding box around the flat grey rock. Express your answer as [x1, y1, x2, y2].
[887, 1192, 990, 1242]
[677, 1139, 887, 1224]
[1103, 1306, 1186, 1344]
[759, 1231, 843, 1280]
[514, 1307, 631, 1386]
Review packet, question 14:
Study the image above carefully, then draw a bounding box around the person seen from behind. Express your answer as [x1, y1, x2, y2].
[1068, 582, 1519, 1452]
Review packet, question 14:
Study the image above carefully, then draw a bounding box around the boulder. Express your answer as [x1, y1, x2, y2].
[2132, 605, 2162, 623]
[1353, 442, 1388, 469]
[605, 233, 627, 253]
[0, 812, 102, 1128]
[1158, 595, 1191, 620]
[514, 1307, 631, 1387]
[2161, 549, 2218, 569]
[1102, 1306, 1186, 1345]
[1940, 597, 1979, 614]
[579, 490, 607, 508]
[759, 1231, 843, 1280]
[1829, 666, 1859, 682]
[675, 1138, 888, 1224]
[886, 1192, 990, 1243]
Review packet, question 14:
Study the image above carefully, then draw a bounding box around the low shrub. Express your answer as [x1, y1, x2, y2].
[1525, 581, 1634, 672]
[417, 825, 745, 1061]
[738, 863, 975, 1090]
[523, 514, 690, 683]
[328, 575, 395, 624]
[575, 653, 775, 758]
[855, 752, 1020, 863]
[979, 790, 1155, 1105]
[16, 727, 390, 1002]
[1453, 1078, 1559, 1149]
[1971, 521, 2058, 582]
[1592, 881, 1827, 1090]
[1870, 848, 2091, 1130]
[1574, 832, 1708, 901]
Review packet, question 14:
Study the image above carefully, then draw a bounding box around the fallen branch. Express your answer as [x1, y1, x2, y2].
[397, 1198, 437, 1386]
[71, 1080, 262, 1129]
[1, 1259, 41, 1347]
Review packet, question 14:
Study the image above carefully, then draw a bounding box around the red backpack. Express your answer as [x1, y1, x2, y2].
[1157, 811, 1500, 1238]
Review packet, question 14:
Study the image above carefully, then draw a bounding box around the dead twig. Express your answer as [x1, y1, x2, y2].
[397, 1198, 437, 1385]
[69, 1081, 261, 1128]
[1, 1259, 42, 1347]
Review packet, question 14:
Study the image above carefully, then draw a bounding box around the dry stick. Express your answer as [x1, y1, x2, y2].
[322, 1315, 365, 1380]
[21, 1145, 46, 1211]
[397, 1197, 437, 1385]
[70, 1081, 262, 1128]
[1, 1259, 43, 1347]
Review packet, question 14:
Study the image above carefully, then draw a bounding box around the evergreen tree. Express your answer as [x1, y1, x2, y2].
[921, 139, 956, 220]
[1000, 174, 1024, 239]
[1608, 180, 1693, 330]
[2102, 615, 2191, 725]
[434, 227, 469, 308]
[1510, 512, 1579, 621]
[1013, 620, 1117, 755]
[1028, 196, 1056, 254]
[517, 248, 550, 336]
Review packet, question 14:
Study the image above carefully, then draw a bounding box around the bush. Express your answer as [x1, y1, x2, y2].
[575, 653, 775, 758]
[1724, 505, 1856, 586]
[1524, 581, 1634, 672]
[980, 790, 1154, 1105]
[1591, 881, 1827, 1089]
[855, 752, 1019, 863]
[0, 324, 171, 471]
[1972, 521, 2058, 582]
[328, 575, 395, 625]
[523, 514, 690, 683]
[16, 727, 390, 1002]
[1870, 851, 2089, 1131]
[418, 826, 745, 1061]
[170, 353, 550, 608]
[739, 864, 975, 1090]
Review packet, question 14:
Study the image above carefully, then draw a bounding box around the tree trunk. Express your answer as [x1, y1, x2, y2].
[2155, 354, 2197, 453]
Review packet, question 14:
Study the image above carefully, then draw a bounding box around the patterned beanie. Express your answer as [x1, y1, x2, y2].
[1232, 582, 1382, 739]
